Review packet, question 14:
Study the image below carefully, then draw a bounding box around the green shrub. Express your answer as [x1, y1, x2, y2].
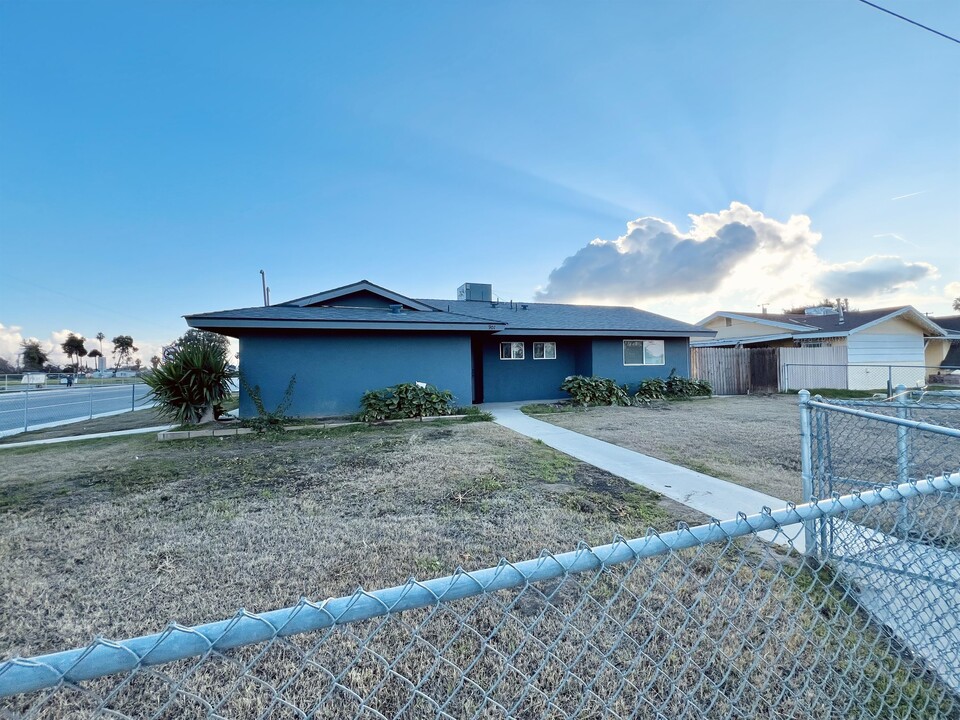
[143, 335, 236, 425]
[665, 369, 712, 398]
[359, 382, 455, 422]
[560, 375, 633, 407]
[636, 377, 667, 401]
[455, 406, 494, 422]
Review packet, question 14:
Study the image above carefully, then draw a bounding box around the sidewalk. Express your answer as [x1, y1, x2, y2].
[485, 402, 802, 550]
[0, 425, 173, 450]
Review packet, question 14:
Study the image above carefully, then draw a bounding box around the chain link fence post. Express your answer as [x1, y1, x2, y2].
[22, 387, 29, 433]
[798, 389, 817, 557]
[895, 383, 911, 535]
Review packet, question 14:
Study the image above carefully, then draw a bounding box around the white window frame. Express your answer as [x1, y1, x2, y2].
[500, 341, 525, 360]
[623, 339, 666, 366]
[533, 341, 557, 360]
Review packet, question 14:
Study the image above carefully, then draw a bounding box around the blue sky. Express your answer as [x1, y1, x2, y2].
[1, 0, 958, 364]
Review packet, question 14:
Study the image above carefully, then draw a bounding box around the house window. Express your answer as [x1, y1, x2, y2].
[533, 342, 557, 360]
[500, 342, 524, 360]
[623, 340, 666, 366]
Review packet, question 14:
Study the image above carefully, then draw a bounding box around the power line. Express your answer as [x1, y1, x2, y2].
[856, 0, 960, 45]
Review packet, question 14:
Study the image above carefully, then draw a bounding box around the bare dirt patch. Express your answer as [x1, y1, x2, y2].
[529, 395, 805, 502]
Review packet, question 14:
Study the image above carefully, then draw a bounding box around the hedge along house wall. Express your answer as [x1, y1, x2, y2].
[237, 331, 473, 417]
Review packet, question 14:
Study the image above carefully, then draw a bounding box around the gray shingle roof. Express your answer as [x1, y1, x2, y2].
[932, 316, 960, 334]
[186, 305, 498, 325]
[727, 307, 914, 334]
[186, 281, 714, 337]
[417, 299, 712, 335]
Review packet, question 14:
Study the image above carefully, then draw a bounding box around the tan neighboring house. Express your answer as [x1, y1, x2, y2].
[928, 315, 960, 383]
[693, 306, 951, 390]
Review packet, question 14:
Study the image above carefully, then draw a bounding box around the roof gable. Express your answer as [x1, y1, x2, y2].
[282, 280, 437, 312]
[698, 311, 817, 332]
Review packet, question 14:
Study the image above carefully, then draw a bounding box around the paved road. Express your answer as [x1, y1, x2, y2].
[0, 384, 152, 435]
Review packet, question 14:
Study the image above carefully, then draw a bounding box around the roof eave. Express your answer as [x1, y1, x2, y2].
[186, 318, 504, 333]
[494, 328, 715, 338]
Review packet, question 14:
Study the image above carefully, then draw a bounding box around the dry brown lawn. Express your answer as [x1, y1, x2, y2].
[527, 395, 805, 503]
[0, 420, 682, 659]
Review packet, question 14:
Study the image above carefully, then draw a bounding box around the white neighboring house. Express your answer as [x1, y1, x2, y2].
[694, 306, 949, 390]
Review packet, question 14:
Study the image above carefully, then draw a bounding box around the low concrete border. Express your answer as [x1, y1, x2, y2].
[157, 415, 469, 441]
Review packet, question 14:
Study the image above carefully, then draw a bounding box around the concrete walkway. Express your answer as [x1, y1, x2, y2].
[0, 425, 173, 450]
[485, 402, 803, 549]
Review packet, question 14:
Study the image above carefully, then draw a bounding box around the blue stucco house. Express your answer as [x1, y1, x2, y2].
[185, 280, 715, 417]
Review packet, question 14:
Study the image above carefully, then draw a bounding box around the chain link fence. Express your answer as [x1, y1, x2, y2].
[782, 363, 960, 394]
[0, 383, 154, 438]
[1, 397, 959, 718]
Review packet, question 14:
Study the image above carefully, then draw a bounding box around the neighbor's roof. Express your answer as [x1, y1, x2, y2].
[931, 315, 960, 336]
[699, 307, 945, 337]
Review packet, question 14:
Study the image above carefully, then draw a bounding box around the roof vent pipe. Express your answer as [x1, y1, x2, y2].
[836, 298, 844, 325]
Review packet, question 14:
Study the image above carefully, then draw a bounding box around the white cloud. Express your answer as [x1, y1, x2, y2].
[818, 256, 937, 297]
[536, 202, 945, 322]
[0, 324, 27, 366]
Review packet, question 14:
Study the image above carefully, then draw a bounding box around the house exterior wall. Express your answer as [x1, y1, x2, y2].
[704, 317, 793, 340]
[591, 338, 691, 386]
[847, 318, 926, 390]
[479, 337, 588, 402]
[237, 331, 473, 417]
[926, 340, 952, 368]
[478, 336, 689, 402]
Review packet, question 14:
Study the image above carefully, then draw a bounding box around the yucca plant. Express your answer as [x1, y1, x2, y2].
[143, 335, 236, 425]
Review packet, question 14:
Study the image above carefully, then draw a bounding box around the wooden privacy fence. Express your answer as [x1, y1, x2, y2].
[691, 346, 848, 394]
[690, 348, 779, 395]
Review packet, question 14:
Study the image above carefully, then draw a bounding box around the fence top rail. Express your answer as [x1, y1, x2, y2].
[785, 363, 960, 369]
[2, 472, 958, 699]
[804, 396, 960, 438]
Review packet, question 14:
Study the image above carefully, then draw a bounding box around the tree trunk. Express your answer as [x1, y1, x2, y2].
[197, 404, 216, 425]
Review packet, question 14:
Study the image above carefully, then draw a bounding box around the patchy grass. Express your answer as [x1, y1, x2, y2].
[520, 402, 576, 415]
[536, 395, 806, 502]
[0, 422, 679, 658]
